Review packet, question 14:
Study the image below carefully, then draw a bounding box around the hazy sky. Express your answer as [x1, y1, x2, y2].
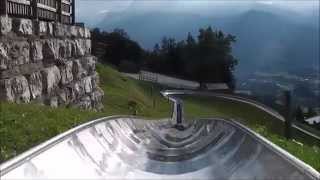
[76, 0, 319, 26]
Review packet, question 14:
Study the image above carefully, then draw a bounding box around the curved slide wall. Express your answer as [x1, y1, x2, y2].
[1, 116, 319, 179]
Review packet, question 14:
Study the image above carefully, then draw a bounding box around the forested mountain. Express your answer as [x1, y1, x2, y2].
[225, 10, 319, 76]
[97, 9, 319, 76]
[92, 27, 237, 89]
[98, 12, 215, 48]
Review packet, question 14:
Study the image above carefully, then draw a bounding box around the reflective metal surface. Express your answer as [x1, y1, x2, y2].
[1, 90, 319, 179]
[1, 117, 319, 179]
[162, 90, 320, 141]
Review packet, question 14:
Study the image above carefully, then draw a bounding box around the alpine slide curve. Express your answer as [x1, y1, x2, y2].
[1, 90, 319, 179]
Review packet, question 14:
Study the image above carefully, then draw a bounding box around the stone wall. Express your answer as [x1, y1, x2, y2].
[0, 15, 104, 110]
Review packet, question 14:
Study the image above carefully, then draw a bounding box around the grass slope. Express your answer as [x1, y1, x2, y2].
[183, 96, 320, 170]
[96, 64, 171, 117]
[0, 64, 319, 171]
[0, 64, 171, 162]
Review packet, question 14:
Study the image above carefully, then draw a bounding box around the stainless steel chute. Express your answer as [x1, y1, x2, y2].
[1, 90, 319, 179]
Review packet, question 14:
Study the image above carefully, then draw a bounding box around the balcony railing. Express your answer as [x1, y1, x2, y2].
[0, 0, 75, 24]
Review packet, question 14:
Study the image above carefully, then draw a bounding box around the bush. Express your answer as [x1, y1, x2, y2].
[128, 100, 138, 115]
[118, 60, 139, 73]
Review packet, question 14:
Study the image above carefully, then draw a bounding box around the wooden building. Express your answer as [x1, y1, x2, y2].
[0, 0, 75, 24]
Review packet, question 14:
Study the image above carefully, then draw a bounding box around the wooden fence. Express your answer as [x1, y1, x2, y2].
[0, 0, 75, 24]
[139, 71, 158, 83]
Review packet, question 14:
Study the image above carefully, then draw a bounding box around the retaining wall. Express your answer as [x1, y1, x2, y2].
[0, 15, 104, 110]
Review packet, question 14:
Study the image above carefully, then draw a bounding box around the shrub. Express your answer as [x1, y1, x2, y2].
[119, 60, 139, 73]
[128, 100, 138, 115]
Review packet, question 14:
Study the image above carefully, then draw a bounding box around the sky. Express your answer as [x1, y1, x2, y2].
[76, 0, 319, 26]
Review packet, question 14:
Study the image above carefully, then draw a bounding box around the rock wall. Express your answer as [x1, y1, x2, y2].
[0, 16, 103, 110]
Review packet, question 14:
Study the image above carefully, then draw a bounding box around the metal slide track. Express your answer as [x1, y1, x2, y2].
[1, 92, 319, 179]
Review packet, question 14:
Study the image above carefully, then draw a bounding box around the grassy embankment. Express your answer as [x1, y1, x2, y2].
[183, 96, 320, 170]
[1, 64, 319, 171]
[0, 64, 171, 162]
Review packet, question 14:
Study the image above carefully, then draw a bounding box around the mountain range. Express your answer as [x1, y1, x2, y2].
[95, 7, 319, 77]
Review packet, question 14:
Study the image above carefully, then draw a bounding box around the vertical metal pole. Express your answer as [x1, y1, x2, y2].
[1, 0, 8, 15]
[71, 0, 75, 24]
[284, 90, 292, 139]
[172, 98, 184, 130]
[57, 0, 62, 23]
[31, 0, 38, 20]
[176, 103, 182, 125]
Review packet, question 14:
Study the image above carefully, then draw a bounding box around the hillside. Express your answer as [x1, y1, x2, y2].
[0, 64, 172, 163]
[0, 64, 319, 170]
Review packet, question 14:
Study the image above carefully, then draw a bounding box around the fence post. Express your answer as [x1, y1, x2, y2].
[72, 0, 75, 24]
[284, 90, 292, 139]
[57, 0, 62, 23]
[1, 0, 8, 15]
[31, 0, 38, 20]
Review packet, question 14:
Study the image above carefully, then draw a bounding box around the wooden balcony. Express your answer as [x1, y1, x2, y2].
[0, 0, 75, 24]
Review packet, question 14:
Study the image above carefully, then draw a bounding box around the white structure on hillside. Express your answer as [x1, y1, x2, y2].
[305, 116, 320, 125]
